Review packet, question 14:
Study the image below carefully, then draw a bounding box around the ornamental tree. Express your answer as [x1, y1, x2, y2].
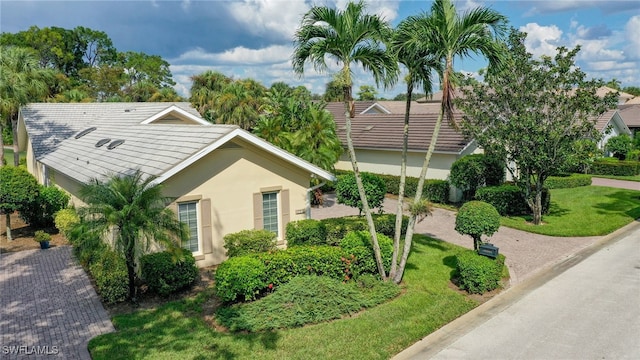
[0, 166, 40, 241]
[458, 30, 617, 225]
[455, 201, 500, 251]
[336, 172, 386, 215]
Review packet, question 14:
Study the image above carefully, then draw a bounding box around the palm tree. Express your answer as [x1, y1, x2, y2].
[388, 16, 441, 280]
[77, 170, 188, 303]
[0, 46, 53, 166]
[290, 102, 343, 172]
[393, 0, 507, 283]
[214, 79, 265, 130]
[293, 1, 398, 279]
[189, 70, 232, 121]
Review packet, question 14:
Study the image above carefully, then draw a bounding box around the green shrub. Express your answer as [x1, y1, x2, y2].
[140, 249, 199, 296]
[544, 174, 592, 189]
[223, 229, 277, 257]
[260, 246, 348, 286]
[450, 154, 485, 200]
[216, 275, 400, 332]
[20, 185, 70, 228]
[54, 208, 80, 237]
[286, 219, 327, 246]
[67, 222, 107, 267]
[483, 152, 506, 186]
[33, 230, 51, 243]
[336, 172, 386, 213]
[0, 166, 39, 221]
[422, 180, 450, 204]
[627, 149, 640, 162]
[321, 214, 409, 245]
[590, 160, 640, 176]
[340, 231, 393, 277]
[455, 201, 500, 250]
[456, 251, 506, 294]
[606, 134, 632, 160]
[475, 185, 550, 216]
[89, 249, 128, 304]
[214, 256, 267, 302]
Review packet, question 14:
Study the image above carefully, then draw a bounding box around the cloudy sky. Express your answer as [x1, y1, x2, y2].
[1, 0, 639, 98]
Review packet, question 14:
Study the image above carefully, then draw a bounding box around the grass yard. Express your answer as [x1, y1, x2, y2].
[501, 186, 640, 236]
[2, 147, 26, 166]
[88, 235, 479, 360]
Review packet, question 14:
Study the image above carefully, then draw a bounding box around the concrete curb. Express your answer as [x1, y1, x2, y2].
[392, 218, 640, 360]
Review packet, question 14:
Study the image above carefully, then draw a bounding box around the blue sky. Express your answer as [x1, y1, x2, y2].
[1, 0, 639, 98]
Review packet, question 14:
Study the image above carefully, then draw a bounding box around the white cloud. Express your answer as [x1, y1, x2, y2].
[624, 15, 640, 58]
[225, 0, 312, 40]
[519, 23, 564, 58]
[173, 45, 292, 65]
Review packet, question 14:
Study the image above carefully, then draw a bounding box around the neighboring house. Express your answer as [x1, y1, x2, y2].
[618, 104, 640, 135]
[18, 102, 334, 267]
[595, 109, 632, 152]
[326, 101, 479, 202]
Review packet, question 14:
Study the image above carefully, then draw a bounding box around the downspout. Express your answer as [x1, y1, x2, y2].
[305, 182, 326, 219]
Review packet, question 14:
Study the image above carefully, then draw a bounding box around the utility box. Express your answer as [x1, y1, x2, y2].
[478, 243, 499, 259]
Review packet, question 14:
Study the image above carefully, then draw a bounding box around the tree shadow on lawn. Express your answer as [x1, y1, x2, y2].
[546, 200, 570, 217]
[592, 190, 640, 218]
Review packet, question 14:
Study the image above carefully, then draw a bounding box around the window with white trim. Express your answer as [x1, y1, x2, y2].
[178, 201, 200, 253]
[262, 192, 279, 237]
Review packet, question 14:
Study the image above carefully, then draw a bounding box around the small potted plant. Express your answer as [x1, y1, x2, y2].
[34, 230, 51, 249]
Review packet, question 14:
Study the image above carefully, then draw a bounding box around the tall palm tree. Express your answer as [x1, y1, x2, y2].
[293, 1, 398, 279]
[214, 79, 265, 130]
[388, 16, 441, 280]
[290, 102, 342, 172]
[0, 46, 53, 166]
[77, 170, 188, 303]
[393, 0, 507, 283]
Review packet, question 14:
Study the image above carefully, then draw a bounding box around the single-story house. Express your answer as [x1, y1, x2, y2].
[618, 104, 640, 135]
[18, 102, 334, 267]
[596, 109, 632, 152]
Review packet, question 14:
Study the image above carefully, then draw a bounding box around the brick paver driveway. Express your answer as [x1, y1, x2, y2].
[0, 246, 114, 359]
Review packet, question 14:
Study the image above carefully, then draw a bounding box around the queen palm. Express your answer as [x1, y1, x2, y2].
[0, 46, 53, 166]
[393, 0, 507, 283]
[293, 1, 398, 279]
[77, 171, 188, 303]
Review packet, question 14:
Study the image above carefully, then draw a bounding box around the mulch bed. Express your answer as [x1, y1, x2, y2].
[0, 212, 68, 253]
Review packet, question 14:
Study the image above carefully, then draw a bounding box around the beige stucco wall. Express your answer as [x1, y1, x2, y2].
[335, 149, 460, 180]
[163, 139, 312, 267]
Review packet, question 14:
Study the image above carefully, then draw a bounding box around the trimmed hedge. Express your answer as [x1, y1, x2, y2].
[590, 160, 640, 176]
[340, 231, 393, 277]
[544, 174, 592, 189]
[322, 214, 408, 245]
[475, 185, 550, 216]
[215, 256, 267, 302]
[223, 229, 277, 257]
[456, 251, 506, 294]
[54, 208, 80, 238]
[140, 249, 199, 296]
[286, 219, 327, 246]
[89, 249, 128, 304]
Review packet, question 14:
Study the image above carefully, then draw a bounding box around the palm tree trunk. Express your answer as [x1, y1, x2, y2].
[390, 86, 412, 279]
[342, 93, 387, 280]
[4, 212, 12, 241]
[0, 121, 5, 167]
[394, 107, 444, 283]
[11, 114, 19, 166]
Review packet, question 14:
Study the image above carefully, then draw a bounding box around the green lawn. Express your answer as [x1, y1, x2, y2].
[88, 236, 478, 360]
[501, 186, 640, 236]
[2, 147, 26, 166]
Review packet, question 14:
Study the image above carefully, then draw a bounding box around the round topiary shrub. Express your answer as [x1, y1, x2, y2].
[340, 231, 393, 277]
[336, 172, 386, 214]
[140, 248, 199, 296]
[215, 255, 267, 302]
[450, 154, 486, 200]
[455, 201, 501, 251]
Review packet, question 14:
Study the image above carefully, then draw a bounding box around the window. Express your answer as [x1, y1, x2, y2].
[262, 192, 279, 237]
[178, 201, 200, 253]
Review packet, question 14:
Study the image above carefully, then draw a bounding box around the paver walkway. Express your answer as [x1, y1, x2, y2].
[0, 246, 114, 359]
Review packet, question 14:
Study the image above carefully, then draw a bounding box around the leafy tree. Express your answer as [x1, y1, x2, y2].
[390, 0, 507, 283]
[357, 85, 377, 100]
[0, 46, 54, 166]
[606, 134, 632, 160]
[76, 170, 188, 303]
[458, 30, 617, 225]
[190, 70, 233, 120]
[392, 92, 425, 101]
[450, 154, 486, 201]
[455, 201, 500, 251]
[293, 1, 398, 279]
[323, 78, 344, 102]
[213, 78, 266, 130]
[605, 78, 621, 90]
[0, 166, 40, 241]
[336, 172, 386, 214]
[622, 86, 640, 97]
[120, 51, 175, 88]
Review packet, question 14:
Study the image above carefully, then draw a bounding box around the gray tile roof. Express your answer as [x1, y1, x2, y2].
[21, 102, 235, 183]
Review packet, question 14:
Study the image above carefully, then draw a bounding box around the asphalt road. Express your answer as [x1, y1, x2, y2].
[394, 221, 640, 360]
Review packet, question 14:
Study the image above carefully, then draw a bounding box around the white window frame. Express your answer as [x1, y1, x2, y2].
[262, 191, 280, 238]
[178, 200, 203, 256]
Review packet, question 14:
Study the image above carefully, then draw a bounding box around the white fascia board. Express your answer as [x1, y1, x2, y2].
[153, 128, 336, 185]
[612, 111, 632, 135]
[140, 105, 211, 125]
[361, 102, 391, 114]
